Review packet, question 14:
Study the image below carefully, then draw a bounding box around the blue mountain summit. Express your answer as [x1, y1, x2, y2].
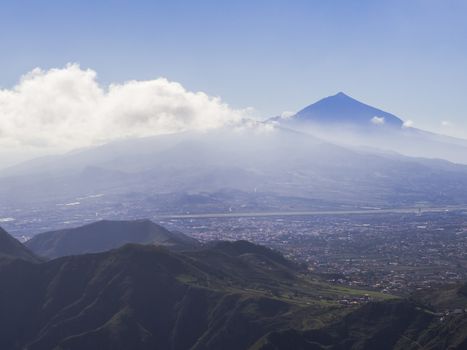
[292, 92, 404, 128]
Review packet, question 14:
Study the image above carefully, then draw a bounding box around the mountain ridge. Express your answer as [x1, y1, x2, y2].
[0, 226, 39, 262]
[2, 234, 467, 349]
[0, 239, 379, 350]
[26, 219, 200, 259]
[272, 92, 467, 165]
[291, 92, 404, 128]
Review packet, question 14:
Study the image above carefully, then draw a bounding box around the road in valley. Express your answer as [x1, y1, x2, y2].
[156, 206, 467, 220]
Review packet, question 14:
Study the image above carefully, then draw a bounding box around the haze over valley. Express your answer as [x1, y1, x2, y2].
[2, 90, 467, 238]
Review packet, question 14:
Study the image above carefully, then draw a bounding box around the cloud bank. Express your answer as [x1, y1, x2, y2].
[0, 64, 247, 155]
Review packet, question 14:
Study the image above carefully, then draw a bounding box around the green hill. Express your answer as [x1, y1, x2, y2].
[4, 222, 467, 350]
[0, 240, 384, 350]
[253, 286, 467, 350]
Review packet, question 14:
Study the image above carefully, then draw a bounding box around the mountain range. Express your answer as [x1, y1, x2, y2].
[0, 223, 375, 350]
[274, 92, 467, 164]
[1, 93, 466, 348]
[2, 93, 467, 236]
[1, 222, 467, 349]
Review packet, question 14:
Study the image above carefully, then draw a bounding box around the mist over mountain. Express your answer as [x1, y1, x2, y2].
[275, 92, 467, 164]
[2, 93, 467, 238]
[2, 123, 467, 212]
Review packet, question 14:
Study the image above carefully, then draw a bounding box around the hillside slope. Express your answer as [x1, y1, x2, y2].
[254, 284, 467, 350]
[26, 219, 199, 259]
[0, 241, 379, 350]
[0, 226, 39, 262]
[3, 236, 467, 349]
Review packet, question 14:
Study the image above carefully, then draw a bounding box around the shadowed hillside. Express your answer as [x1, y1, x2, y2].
[0, 226, 39, 262]
[26, 219, 200, 259]
[0, 240, 387, 350]
[2, 224, 467, 349]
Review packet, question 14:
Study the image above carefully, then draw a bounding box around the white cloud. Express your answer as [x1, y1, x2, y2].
[371, 116, 385, 125]
[441, 120, 453, 127]
[0, 64, 247, 155]
[280, 111, 295, 119]
[403, 120, 414, 128]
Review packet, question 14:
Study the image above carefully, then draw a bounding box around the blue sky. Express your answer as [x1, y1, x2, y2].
[1, 0, 466, 138]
